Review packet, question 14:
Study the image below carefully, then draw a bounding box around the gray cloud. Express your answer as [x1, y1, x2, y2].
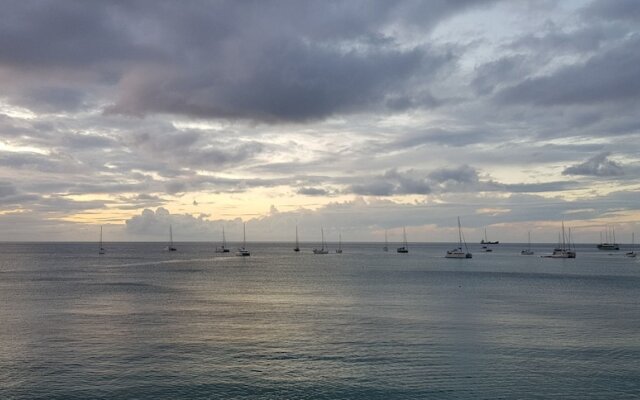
[297, 187, 330, 196]
[582, 0, 640, 22]
[0, 1, 493, 122]
[1, 1, 640, 242]
[496, 35, 640, 106]
[563, 152, 625, 177]
[429, 165, 479, 184]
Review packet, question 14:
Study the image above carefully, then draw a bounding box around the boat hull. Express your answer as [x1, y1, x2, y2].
[445, 249, 472, 259]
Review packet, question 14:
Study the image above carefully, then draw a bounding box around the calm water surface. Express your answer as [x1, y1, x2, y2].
[1, 242, 639, 399]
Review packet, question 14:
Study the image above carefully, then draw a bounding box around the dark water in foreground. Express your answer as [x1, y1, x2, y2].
[1, 242, 639, 399]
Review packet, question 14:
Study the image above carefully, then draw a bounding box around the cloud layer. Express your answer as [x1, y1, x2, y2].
[1, 0, 639, 241]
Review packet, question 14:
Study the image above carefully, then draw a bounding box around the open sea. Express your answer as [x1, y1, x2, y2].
[1, 242, 639, 399]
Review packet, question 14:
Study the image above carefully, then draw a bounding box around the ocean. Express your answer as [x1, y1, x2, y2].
[1, 242, 639, 399]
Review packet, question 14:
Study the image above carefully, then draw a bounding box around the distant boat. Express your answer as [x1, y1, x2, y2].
[165, 225, 177, 251]
[545, 221, 575, 258]
[236, 223, 250, 256]
[597, 226, 619, 250]
[98, 225, 105, 255]
[446, 217, 472, 259]
[294, 225, 300, 252]
[480, 227, 499, 245]
[313, 227, 329, 254]
[521, 231, 534, 255]
[626, 232, 637, 258]
[397, 227, 408, 253]
[215, 226, 230, 253]
[336, 233, 343, 254]
[383, 230, 389, 252]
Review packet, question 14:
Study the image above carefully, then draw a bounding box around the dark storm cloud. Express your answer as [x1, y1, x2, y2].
[563, 152, 625, 177]
[0, 0, 491, 122]
[0, 1, 156, 68]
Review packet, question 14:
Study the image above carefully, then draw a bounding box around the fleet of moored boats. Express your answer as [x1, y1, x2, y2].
[96, 219, 638, 259]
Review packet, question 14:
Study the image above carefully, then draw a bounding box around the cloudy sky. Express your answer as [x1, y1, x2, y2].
[1, 0, 639, 243]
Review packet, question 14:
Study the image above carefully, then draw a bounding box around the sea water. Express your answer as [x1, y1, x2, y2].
[1, 242, 639, 399]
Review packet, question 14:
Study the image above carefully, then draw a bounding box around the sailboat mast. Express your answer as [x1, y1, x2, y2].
[613, 227, 616, 244]
[458, 217, 462, 247]
[169, 225, 173, 246]
[243, 223, 246, 248]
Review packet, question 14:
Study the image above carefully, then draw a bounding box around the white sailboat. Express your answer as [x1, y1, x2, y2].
[626, 232, 636, 258]
[165, 225, 177, 251]
[294, 225, 300, 252]
[215, 226, 230, 253]
[521, 231, 534, 255]
[446, 217, 472, 259]
[336, 233, 343, 254]
[98, 225, 105, 255]
[313, 228, 329, 254]
[383, 230, 389, 252]
[397, 227, 408, 253]
[236, 223, 250, 256]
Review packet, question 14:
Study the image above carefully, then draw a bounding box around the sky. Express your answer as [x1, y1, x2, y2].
[1, 0, 639, 243]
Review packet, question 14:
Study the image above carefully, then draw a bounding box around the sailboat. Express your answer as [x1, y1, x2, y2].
[98, 225, 105, 255]
[294, 225, 300, 252]
[165, 225, 177, 251]
[481, 228, 494, 251]
[336, 233, 343, 254]
[597, 226, 620, 250]
[546, 221, 575, 258]
[313, 228, 329, 254]
[626, 232, 636, 258]
[215, 226, 230, 253]
[383, 230, 389, 252]
[236, 223, 250, 256]
[521, 231, 534, 255]
[397, 227, 408, 253]
[446, 217, 472, 258]
[480, 227, 499, 244]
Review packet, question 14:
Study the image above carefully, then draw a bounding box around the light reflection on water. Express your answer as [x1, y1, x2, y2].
[1, 242, 639, 399]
